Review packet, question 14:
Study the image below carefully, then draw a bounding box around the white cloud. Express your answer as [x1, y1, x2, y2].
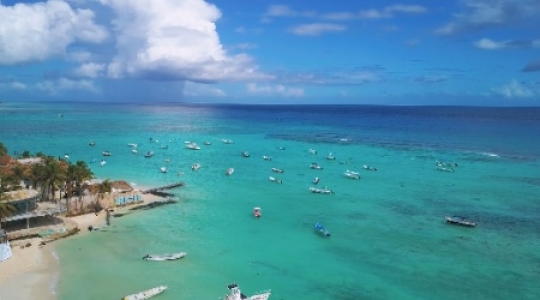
[474, 38, 540, 50]
[36, 78, 99, 94]
[184, 82, 226, 97]
[266, 5, 296, 17]
[290, 23, 346, 36]
[247, 83, 304, 97]
[358, 5, 427, 19]
[0, 0, 108, 65]
[474, 38, 506, 50]
[73, 62, 106, 78]
[101, 0, 270, 82]
[11, 82, 27, 90]
[435, 0, 540, 36]
[492, 80, 535, 98]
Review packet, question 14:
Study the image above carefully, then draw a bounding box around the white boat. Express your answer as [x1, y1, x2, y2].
[325, 152, 335, 160]
[191, 162, 201, 171]
[102, 151, 111, 156]
[186, 143, 201, 150]
[262, 156, 272, 161]
[309, 148, 317, 155]
[437, 166, 455, 173]
[226, 168, 235, 175]
[144, 151, 154, 158]
[100, 160, 106, 167]
[221, 139, 234, 144]
[269, 176, 282, 184]
[203, 141, 211, 145]
[344, 170, 360, 180]
[122, 286, 167, 300]
[362, 165, 377, 171]
[132, 149, 138, 154]
[184, 141, 192, 144]
[313, 177, 320, 184]
[310, 163, 323, 170]
[142, 252, 187, 261]
[128, 143, 137, 148]
[271, 167, 284, 173]
[160, 145, 168, 149]
[160, 167, 167, 173]
[223, 283, 271, 300]
[253, 207, 261, 218]
[309, 186, 333, 194]
[241, 151, 250, 157]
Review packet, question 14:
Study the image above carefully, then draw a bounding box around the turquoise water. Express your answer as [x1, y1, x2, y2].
[1, 102, 540, 299]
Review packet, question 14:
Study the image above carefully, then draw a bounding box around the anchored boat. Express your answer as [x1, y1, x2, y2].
[122, 285, 167, 300]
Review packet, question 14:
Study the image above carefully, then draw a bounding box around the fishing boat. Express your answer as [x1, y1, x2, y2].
[315, 223, 331, 237]
[325, 152, 335, 160]
[344, 170, 360, 180]
[269, 176, 282, 184]
[226, 168, 235, 175]
[445, 216, 476, 227]
[142, 252, 187, 261]
[241, 151, 250, 157]
[262, 156, 272, 161]
[102, 150, 111, 156]
[122, 286, 167, 300]
[309, 186, 333, 194]
[253, 207, 261, 218]
[310, 163, 323, 170]
[223, 283, 271, 300]
[362, 165, 377, 171]
[271, 167, 284, 173]
[186, 142, 201, 150]
[191, 162, 201, 171]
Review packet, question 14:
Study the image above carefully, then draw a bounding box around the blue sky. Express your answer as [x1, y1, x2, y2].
[0, 0, 539, 105]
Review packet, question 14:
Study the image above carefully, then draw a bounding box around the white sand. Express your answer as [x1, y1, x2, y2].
[0, 190, 169, 300]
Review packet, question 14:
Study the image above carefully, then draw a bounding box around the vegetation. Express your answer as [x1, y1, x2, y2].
[0, 189, 15, 230]
[0, 142, 7, 157]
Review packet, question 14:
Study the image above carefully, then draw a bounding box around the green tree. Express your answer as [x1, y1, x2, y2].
[39, 157, 66, 203]
[27, 163, 42, 190]
[10, 164, 26, 188]
[21, 150, 31, 158]
[93, 179, 111, 213]
[0, 142, 7, 157]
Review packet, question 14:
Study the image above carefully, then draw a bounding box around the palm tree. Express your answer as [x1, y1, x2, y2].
[27, 163, 42, 190]
[10, 164, 26, 189]
[39, 157, 66, 203]
[93, 179, 111, 214]
[65, 161, 93, 214]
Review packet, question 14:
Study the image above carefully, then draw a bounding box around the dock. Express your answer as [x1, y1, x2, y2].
[142, 182, 186, 197]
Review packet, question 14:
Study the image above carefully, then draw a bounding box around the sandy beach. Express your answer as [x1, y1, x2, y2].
[0, 190, 167, 300]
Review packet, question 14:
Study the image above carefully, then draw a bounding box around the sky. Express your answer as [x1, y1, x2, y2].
[0, 0, 539, 105]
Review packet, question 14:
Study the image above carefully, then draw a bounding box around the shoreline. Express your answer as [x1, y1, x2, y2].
[0, 189, 171, 300]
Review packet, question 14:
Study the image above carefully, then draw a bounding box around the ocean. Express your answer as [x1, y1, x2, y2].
[1, 102, 540, 299]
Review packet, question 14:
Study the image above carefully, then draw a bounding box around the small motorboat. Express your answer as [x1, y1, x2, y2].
[271, 167, 284, 173]
[253, 207, 261, 218]
[445, 216, 476, 227]
[269, 176, 282, 184]
[436, 160, 458, 168]
[221, 139, 234, 144]
[225, 168, 235, 175]
[262, 156, 272, 161]
[128, 143, 137, 148]
[310, 163, 323, 170]
[362, 165, 378, 171]
[315, 223, 331, 237]
[132, 149, 138, 154]
[344, 170, 360, 180]
[203, 141, 211, 145]
[325, 152, 335, 160]
[309, 148, 317, 155]
[102, 150, 111, 156]
[160, 145, 168, 149]
[312, 177, 320, 184]
[186, 143, 201, 150]
[191, 162, 201, 171]
[241, 151, 250, 157]
[309, 186, 333, 194]
[223, 283, 271, 300]
[100, 160, 106, 167]
[144, 151, 154, 158]
[89, 141, 96, 146]
[160, 167, 167, 173]
[122, 285, 167, 300]
[142, 252, 187, 261]
[277, 146, 286, 150]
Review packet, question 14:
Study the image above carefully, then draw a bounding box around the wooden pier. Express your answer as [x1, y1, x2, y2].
[142, 182, 186, 196]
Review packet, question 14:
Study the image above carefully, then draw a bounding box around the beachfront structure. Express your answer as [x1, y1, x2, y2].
[1, 189, 63, 230]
